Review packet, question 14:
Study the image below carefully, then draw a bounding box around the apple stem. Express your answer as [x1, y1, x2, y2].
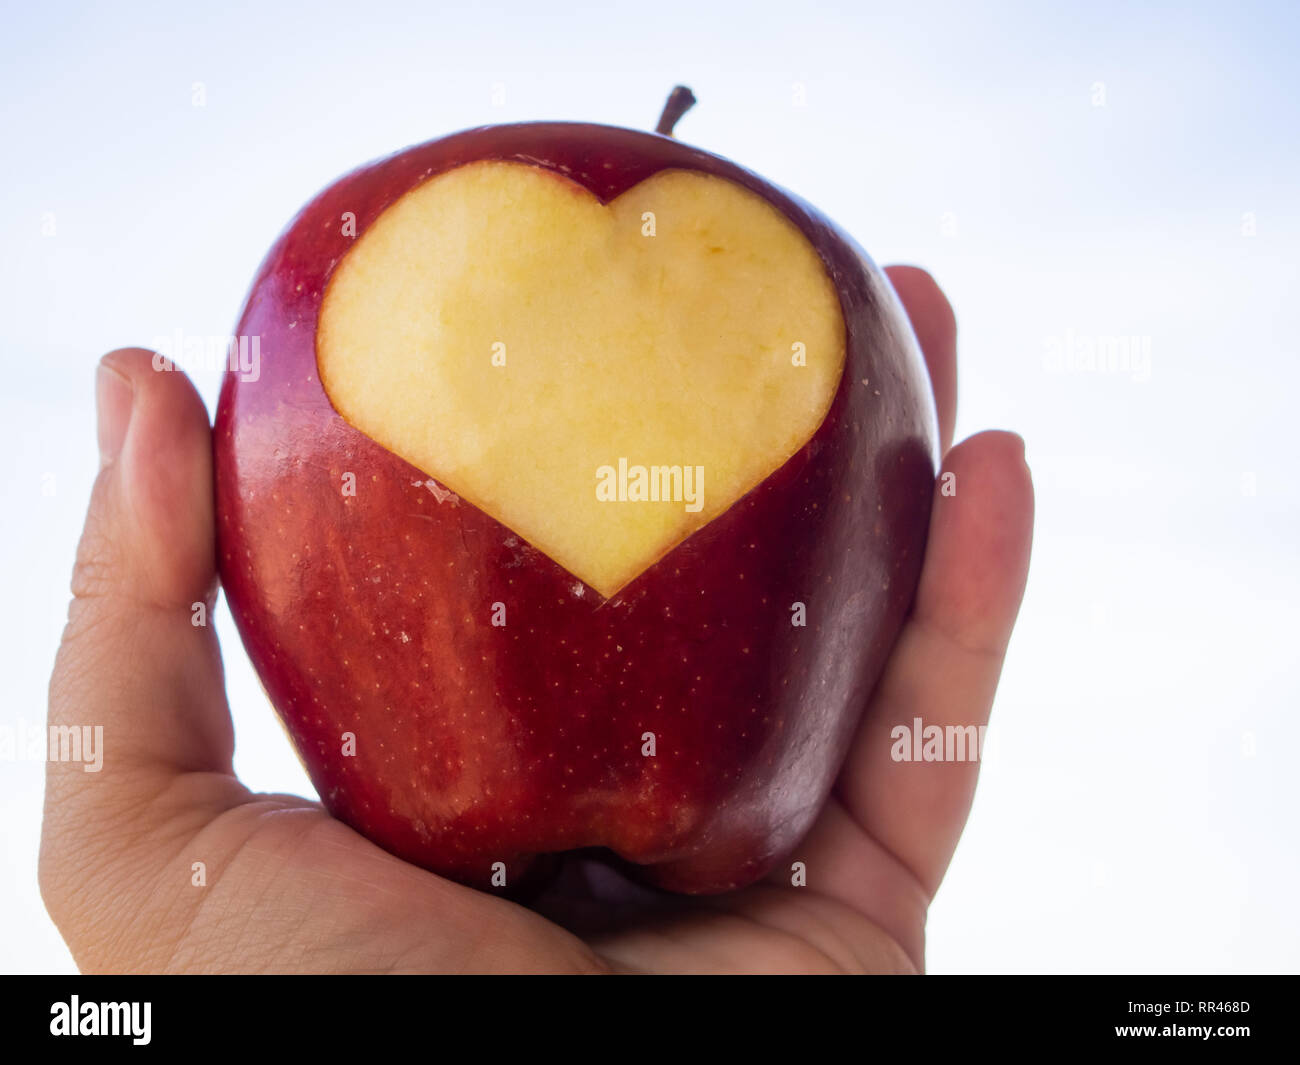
[655, 86, 696, 137]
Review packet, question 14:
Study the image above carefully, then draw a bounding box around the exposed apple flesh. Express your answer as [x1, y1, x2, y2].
[318, 161, 845, 597]
[215, 120, 938, 895]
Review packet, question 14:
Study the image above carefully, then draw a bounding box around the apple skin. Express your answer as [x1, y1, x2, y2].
[214, 122, 938, 895]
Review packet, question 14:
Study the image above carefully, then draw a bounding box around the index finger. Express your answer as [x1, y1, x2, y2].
[885, 264, 957, 455]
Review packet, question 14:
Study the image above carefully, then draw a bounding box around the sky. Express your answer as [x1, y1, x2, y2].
[1, 0, 1297, 973]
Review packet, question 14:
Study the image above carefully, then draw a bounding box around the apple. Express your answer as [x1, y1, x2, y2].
[214, 89, 938, 894]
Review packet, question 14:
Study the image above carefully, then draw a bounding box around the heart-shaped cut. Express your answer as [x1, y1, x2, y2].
[317, 161, 846, 597]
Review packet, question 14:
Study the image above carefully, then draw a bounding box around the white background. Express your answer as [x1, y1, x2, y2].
[2, 0, 1297, 973]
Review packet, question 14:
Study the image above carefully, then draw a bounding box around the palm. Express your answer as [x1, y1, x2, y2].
[98, 785, 903, 973]
[42, 267, 1032, 974]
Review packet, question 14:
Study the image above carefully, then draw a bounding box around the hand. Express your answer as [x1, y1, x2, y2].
[41, 266, 1033, 973]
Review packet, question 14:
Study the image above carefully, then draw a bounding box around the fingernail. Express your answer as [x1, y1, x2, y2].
[97, 360, 134, 467]
[1012, 433, 1030, 472]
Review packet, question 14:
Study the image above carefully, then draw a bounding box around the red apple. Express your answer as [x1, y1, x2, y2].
[214, 92, 938, 894]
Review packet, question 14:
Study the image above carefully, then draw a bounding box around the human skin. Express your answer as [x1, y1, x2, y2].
[41, 266, 1033, 973]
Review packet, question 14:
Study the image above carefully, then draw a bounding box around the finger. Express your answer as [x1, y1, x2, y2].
[769, 796, 930, 969]
[885, 265, 957, 455]
[44, 350, 241, 876]
[835, 430, 1033, 897]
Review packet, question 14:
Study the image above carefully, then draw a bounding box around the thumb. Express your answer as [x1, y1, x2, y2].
[43, 349, 241, 921]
